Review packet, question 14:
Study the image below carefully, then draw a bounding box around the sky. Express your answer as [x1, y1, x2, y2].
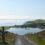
[0, 0, 45, 25]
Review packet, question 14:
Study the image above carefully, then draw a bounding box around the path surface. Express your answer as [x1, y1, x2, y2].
[15, 35, 37, 45]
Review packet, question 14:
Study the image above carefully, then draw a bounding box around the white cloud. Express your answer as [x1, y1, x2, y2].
[0, 15, 45, 26]
[0, 15, 31, 19]
[0, 15, 45, 20]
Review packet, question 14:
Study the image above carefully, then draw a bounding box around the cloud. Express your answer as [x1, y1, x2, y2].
[0, 15, 31, 20]
[0, 15, 45, 25]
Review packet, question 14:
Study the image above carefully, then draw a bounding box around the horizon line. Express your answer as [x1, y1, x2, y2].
[0, 19, 44, 20]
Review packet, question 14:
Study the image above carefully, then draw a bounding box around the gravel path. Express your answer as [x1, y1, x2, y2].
[15, 35, 37, 45]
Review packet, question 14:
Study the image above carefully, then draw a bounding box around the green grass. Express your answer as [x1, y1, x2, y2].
[6, 33, 15, 45]
[26, 30, 45, 45]
[0, 27, 16, 45]
[0, 32, 16, 45]
[27, 35, 45, 45]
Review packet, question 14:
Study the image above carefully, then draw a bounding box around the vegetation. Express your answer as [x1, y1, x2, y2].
[26, 30, 45, 45]
[0, 19, 45, 45]
[14, 19, 45, 28]
[5, 32, 16, 45]
[23, 19, 45, 28]
[0, 27, 16, 45]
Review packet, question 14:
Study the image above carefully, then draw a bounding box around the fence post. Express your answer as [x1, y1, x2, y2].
[2, 27, 6, 45]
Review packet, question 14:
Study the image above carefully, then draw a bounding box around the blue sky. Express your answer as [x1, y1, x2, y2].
[0, 0, 45, 19]
[0, 0, 45, 25]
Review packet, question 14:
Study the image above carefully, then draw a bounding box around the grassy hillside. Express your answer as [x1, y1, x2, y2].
[0, 27, 16, 45]
[26, 30, 45, 45]
[0, 32, 16, 45]
[23, 19, 45, 28]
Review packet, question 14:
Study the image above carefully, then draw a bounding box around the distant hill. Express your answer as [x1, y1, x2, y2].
[23, 19, 45, 28]
[33, 19, 45, 23]
[13, 19, 45, 28]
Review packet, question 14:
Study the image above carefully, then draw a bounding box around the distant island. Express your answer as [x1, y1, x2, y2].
[14, 19, 45, 28]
